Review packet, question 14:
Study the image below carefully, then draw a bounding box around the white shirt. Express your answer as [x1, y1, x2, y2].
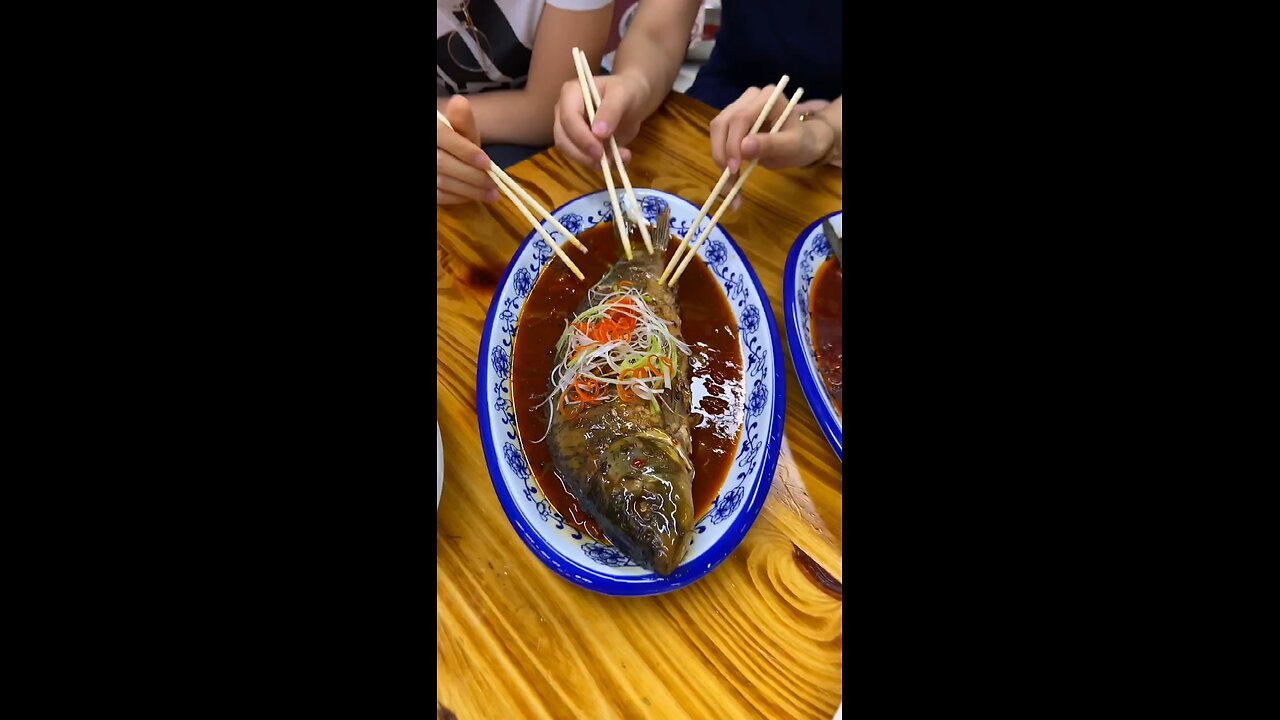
[437, 0, 612, 96]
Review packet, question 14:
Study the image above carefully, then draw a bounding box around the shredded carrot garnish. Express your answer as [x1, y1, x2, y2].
[572, 376, 602, 404]
[618, 370, 635, 403]
[558, 389, 586, 421]
[577, 302, 640, 345]
[539, 285, 692, 444]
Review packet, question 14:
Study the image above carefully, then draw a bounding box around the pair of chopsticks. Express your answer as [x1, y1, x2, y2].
[436, 110, 587, 280]
[661, 77, 805, 287]
[570, 46, 653, 260]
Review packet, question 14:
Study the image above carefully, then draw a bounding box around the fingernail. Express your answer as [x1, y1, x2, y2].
[728, 158, 739, 173]
[592, 121, 609, 135]
[475, 154, 490, 169]
[485, 189, 499, 202]
[731, 195, 742, 211]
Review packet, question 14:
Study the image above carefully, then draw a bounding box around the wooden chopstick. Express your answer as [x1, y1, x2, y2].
[570, 47, 632, 261]
[435, 110, 586, 254]
[666, 87, 806, 287]
[436, 110, 585, 279]
[492, 169, 584, 280]
[576, 48, 654, 256]
[660, 76, 791, 284]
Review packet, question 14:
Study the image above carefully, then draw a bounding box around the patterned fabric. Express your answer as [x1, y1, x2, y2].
[436, 0, 612, 96]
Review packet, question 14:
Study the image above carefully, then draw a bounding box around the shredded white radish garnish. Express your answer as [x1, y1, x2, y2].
[534, 282, 689, 442]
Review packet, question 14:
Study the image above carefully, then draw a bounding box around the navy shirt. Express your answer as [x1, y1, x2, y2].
[687, 0, 843, 110]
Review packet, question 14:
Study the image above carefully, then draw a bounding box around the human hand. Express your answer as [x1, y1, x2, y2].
[710, 87, 835, 173]
[553, 73, 650, 166]
[437, 95, 498, 205]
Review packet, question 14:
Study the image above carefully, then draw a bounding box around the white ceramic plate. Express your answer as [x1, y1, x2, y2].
[477, 189, 786, 596]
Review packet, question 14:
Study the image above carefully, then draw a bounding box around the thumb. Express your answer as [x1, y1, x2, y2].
[741, 130, 819, 170]
[446, 95, 481, 146]
[591, 84, 633, 139]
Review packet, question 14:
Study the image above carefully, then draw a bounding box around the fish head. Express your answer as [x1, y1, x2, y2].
[599, 429, 695, 576]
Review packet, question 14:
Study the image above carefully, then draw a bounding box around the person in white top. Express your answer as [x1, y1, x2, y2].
[436, 0, 614, 205]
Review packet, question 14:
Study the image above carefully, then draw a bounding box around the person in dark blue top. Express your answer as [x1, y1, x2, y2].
[686, 0, 843, 111]
[554, 0, 843, 173]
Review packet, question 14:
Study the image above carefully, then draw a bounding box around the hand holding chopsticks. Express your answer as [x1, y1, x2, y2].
[568, 49, 630, 260]
[663, 80, 806, 286]
[573, 48, 653, 256]
[436, 110, 586, 280]
[571, 47, 654, 260]
[660, 77, 790, 284]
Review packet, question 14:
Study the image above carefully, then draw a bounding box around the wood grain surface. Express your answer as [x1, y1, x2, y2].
[437, 92, 843, 720]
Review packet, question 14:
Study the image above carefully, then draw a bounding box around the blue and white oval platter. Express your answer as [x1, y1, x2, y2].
[783, 211, 842, 460]
[477, 189, 785, 596]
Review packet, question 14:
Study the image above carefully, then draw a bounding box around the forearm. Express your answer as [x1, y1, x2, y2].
[612, 1, 701, 120]
[612, 37, 682, 119]
[456, 2, 609, 147]
[465, 89, 557, 146]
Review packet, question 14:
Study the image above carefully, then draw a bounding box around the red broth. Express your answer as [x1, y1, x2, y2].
[809, 259, 842, 415]
[510, 222, 744, 543]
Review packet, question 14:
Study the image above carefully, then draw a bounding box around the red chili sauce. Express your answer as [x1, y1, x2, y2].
[809, 258, 842, 415]
[510, 222, 744, 543]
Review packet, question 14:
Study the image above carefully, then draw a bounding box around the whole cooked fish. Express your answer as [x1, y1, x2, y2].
[540, 209, 695, 575]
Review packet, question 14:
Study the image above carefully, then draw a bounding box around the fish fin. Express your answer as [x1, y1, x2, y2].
[654, 204, 671, 253]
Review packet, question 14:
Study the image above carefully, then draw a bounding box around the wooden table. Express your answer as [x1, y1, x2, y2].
[437, 92, 843, 720]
